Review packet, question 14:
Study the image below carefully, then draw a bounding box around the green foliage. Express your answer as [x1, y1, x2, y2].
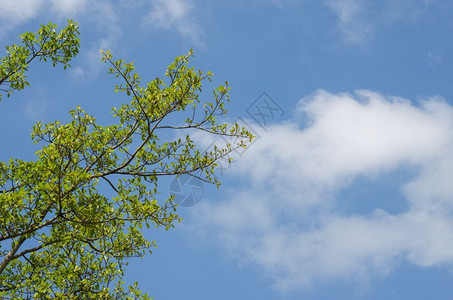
[0, 22, 254, 298]
[0, 20, 80, 100]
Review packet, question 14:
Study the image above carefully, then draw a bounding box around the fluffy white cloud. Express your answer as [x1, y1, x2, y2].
[190, 90, 453, 289]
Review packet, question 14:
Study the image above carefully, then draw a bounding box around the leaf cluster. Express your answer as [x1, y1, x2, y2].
[0, 22, 254, 298]
[0, 20, 80, 100]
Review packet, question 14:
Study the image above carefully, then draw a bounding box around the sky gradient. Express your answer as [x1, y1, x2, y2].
[2, 0, 453, 299]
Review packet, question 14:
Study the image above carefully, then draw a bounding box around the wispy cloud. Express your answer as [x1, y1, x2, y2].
[0, 0, 88, 31]
[1, 0, 204, 76]
[0, 0, 123, 78]
[25, 99, 48, 121]
[143, 0, 204, 45]
[0, 0, 44, 34]
[190, 90, 453, 289]
[325, 0, 435, 43]
[48, 0, 89, 18]
[326, 0, 372, 43]
[79, 0, 124, 77]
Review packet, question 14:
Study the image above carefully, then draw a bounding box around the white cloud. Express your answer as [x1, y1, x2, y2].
[143, 0, 203, 44]
[190, 90, 453, 290]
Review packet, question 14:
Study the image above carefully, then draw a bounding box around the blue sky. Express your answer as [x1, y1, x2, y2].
[2, 0, 453, 299]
